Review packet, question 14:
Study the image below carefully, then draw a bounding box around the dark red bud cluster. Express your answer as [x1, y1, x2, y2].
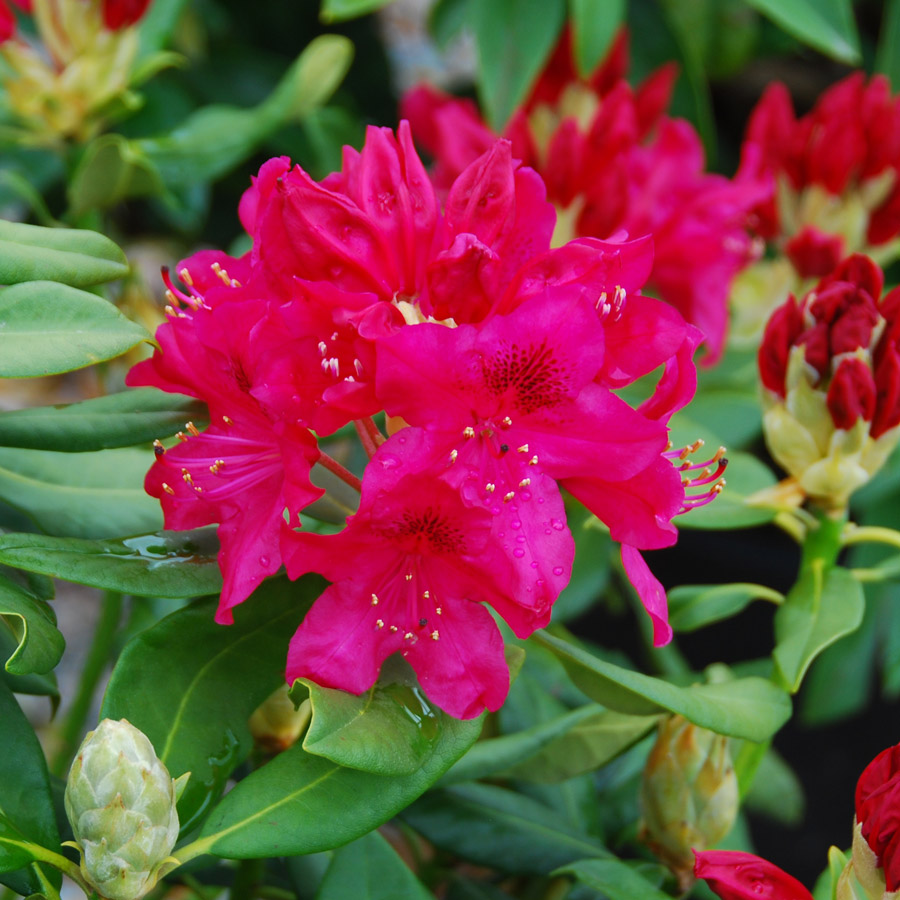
[758, 254, 900, 436]
[856, 742, 900, 891]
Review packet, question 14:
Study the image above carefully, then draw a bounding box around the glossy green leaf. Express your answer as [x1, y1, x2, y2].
[555, 858, 671, 900]
[197, 713, 482, 858]
[553, 506, 610, 622]
[0, 529, 221, 599]
[316, 830, 432, 900]
[742, 0, 860, 63]
[535, 631, 791, 741]
[0, 572, 63, 676]
[877, 0, 900, 90]
[303, 656, 459, 776]
[439, 704, 606, 786]
[668, 583, 784, 632]
[136, 0, 191, 61]
[505, 709, 658, 783]
[0, 682, 60, 886]
[0, 446, 161, 540]
[0, 389, 200, 451]
[681, 390, 762, 450]
[320, 0, 393, 21]
[0, 282, 149, 379]
[139, 36, 353, 187]
[102, 578, 324, 831]
[773, 565, 864, 693]
[570, 0, 624, 76]
[472, 0, 567, 129]
[401, 783, 609, 875]
[0, 220, 127, 287]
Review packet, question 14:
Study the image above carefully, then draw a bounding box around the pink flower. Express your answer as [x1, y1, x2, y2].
[375, 289, 688, 641]
[402, 31, 767, 362]
[282, 435, 516, 720]
[693, 850, 814, 900]
[102, 0, 152, 28]
[127, 260, 322, 621]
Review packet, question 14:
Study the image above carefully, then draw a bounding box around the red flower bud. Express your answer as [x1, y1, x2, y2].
[758, 296, 803, 396]
[785, 226, 845, 279]
[693, 850, 814, 900]
[827, 357, 876, 430]
[103, 0, 152, 29]
[855, 743, 900, 891]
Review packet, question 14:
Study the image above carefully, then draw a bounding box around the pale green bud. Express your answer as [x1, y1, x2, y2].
[836, 821, 900, 900]
[65, 719, 188, 900]
[248, 685, 311, 753]
[640, 716, 738, 876]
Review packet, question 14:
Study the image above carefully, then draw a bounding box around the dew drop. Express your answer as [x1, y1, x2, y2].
[530, 561, 539, 569]
[511, 519, 522, 530]
[544, 528, 552, 535]
[380, 454, 401, 470]
[520, 490, 532, 501]
[259, 555, 270, 567]
[513, 548, 525, 558]
[550, 518, 565, 531]
[552, 566, 564, 576]
[498, 531, 505, 539]
[492, 506, 501, 515]
[515, 535, 526, 543]
[537, 497, 544, 504]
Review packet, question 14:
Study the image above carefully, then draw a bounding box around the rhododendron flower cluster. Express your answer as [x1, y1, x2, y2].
[402, 29, 768, 362]
[130, 123, 722, 719]
[758, 254, 900, 510]
[734, 72, 900, 341]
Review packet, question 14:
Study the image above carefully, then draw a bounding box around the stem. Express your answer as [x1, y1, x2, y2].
[841, 524, 900, 552]
[0, 840, 91, 896]
[52, 590, 124, 776]
[231, 857, 264, 900]
[798, 507, 846, 575]
[361, 416, 385, 448]
[772, 511, 807, 543]
[33, 863, 63, 900]
[171, 835, 218, 868]
[317, 452, 363, 494]
[354, 419, 379, 460]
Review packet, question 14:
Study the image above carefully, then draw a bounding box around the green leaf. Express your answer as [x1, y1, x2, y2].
[0, 446, 161, 540]
[535, 631, 791, 741]
[552, 505, 610, 622]
[681, 390, 762, 451]
[401, 783, 609, 875]
[197, 714, 482, 858]
[320, 0, 394, 22]
[303, 656, 460, 776]
[773, 565, 864, 693]
[555, 858, 672, 900]
[0, 282, 149, 378]
[0, 682, 60, 885]
[316, 830, 432, 900]
[0, 573, 63, 676]
[743, 747, 804, 825]
[102, 578, 324, 831]
[0, 529, 221, 599]
[138, 36, 353, 187]
[0, 389, 201, 451]
[136, 0, 191, 62]
[504, 709, 658, 783]
[472, 0, 567, 129]
[668, 583, 784, 632]
[67, 134, 165, 218]
[741, 0, 860, 63]
[0, 220, 128, 287]
[877, 0, 900, 91]
[570, 0, 624, 76]
[439, 704, 607, 786]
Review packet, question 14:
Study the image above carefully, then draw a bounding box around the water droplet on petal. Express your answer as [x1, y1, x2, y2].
[259, 555, 270, 567]
[380, 454, 401, 470]
[513, 548, 525, 558]
[552, 566, 564, 576]
[530, 561, 539, 569]
[511, 520, 522, 530]
[550, 518, 565, 531]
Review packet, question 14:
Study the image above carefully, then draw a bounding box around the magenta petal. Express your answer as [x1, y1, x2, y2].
[407, 595, 510, 719]
[621, 545, 672, 646]
[564, 455, 682, 550]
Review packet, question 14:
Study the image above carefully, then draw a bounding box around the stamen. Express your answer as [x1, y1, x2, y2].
[318, 341, 327, 356]
[431, 630, 440, 641]
[390, 625, 398, 633]
[375, 619, 384, 629]
[519, 478, 531, 487]
[464, 426, 475, 438]
[436, 607, 442, 615]
[501, 416, 513, 427]
[176, 431, 188, 443]
[422, 590, 430, 599]
[153, 440, 165, 458]
[405, 572, 413, 581]
[186, 421, 200, 437]
[529, 455, 539, 466]
[371, 593, 379, 606]
[485, 483, 496, 493]
[503, 491, 516, 502]
[517, 444, 529, 453]
[449, 449, 458, 463]
[223, 415, 234, 426]
[161, 482, 175, 495]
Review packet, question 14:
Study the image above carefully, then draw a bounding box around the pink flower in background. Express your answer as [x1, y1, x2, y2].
[855, 742, 900, 891]
[102, 0, 153, 29]
[402, 30, 767, 362]
[693, 850, 814, 900]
